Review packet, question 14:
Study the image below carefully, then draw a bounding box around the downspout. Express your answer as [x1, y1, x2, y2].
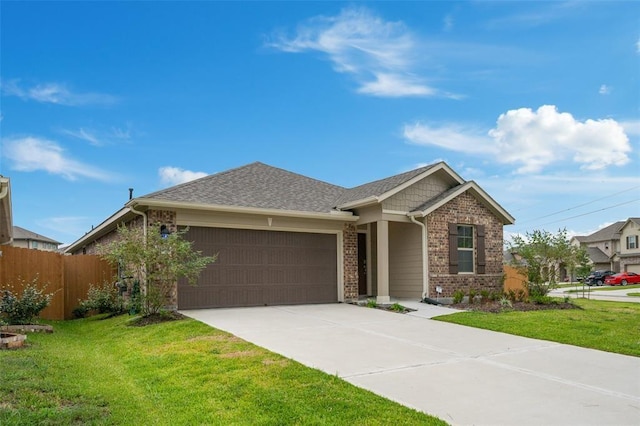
[409, 215, 429, 299]
[129, 204, 147, 241]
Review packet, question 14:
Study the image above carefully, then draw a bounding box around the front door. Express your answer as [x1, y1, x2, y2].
[358, 233, 367, 295]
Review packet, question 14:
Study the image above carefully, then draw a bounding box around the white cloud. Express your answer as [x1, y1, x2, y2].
[268, 7, 441, 98]
[3, 136, 112, 181]
[405, 105, 631, 174]
[357, 72, 435, 97]
[61, 124, 133, 146]
[636, 37, 640, 53]
[404, 122, 493, 154]
[598, 84, 611, 95]
[1, 79, 117, 106]
[619, 119, 640, 136]
[62, 128, 102, 146]
[159, 167, 208, 186]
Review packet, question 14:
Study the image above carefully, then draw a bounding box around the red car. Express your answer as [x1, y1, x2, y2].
[604, 272, 640, 286]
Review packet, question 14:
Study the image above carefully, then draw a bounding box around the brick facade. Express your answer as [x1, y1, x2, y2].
[342, 223, 359, 302]
[426, 192, 504, 297]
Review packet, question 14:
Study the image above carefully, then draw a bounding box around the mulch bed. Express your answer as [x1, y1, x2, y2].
[450, 301, 581, 313]
[127, 311, 187, 327]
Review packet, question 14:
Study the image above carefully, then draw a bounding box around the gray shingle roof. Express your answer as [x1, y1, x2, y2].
[574, 221, 624, 243]
[143, 162, 347, 212]
[13, 226, 61, 245]
[586, 247, 610, 263]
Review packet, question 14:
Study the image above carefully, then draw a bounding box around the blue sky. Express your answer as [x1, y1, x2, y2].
[1, 1, 639, 246]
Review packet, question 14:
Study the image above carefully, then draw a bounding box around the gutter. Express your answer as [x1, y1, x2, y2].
[409, 214, 429, 299]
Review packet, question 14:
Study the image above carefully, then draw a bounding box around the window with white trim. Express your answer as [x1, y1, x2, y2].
[627, 235, 639, 250]
[457, 225, 474, 273]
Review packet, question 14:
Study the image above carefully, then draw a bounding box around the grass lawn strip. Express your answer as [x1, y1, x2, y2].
[0, 315, 446, 425]
[434, 299, 639, 357]
[565, 284, 640, 293]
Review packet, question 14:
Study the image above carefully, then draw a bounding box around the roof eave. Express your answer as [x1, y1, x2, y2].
[130, 198, 360, 222]
[64, 207, 132, 254]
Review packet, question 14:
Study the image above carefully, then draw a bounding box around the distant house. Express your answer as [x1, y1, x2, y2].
[0, 176, 12, 245]
[66, 161, 514, 309]
[571, 219, 640, 273]
[12, 226, 61, 252]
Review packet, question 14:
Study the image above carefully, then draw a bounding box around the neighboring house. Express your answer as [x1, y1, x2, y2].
[618, 218, 640, 273]
[12, 226, 61, 252]
[571, 219, 640, 273]
[66, 161, 514, 309]
[0, 176, 12, 245]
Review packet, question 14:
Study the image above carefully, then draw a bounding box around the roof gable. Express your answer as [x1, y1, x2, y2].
[409, 181, 515, 225]
[334, 162, 464, 209]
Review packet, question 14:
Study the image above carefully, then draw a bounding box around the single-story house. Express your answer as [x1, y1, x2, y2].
[66, 161, 514, 309]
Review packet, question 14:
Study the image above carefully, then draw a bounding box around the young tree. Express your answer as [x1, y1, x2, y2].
[508, 228, 580, 298]
[98, 224, 217, 316]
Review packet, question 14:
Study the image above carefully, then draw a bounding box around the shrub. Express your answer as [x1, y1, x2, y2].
[499, 296, 513, 310]
[390, 303, 404, 312]
[468, 288, 477, 304]
[506, 288, 527, 303]
[526, 281, 554, 299]
[452, 290, 465, 304]
[0, 277, 54, 325]
[366, 298, 378, 308]
[75, 281, 125, 317]
[480, 290, 490, 304]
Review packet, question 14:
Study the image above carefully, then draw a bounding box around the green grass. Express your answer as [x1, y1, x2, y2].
[435, 299, 640, 357]
[0, 315, 446, 425]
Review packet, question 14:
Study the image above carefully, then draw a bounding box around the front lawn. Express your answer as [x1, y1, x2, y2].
[435, 299, 640, 357]
[0, 315, 445, 425]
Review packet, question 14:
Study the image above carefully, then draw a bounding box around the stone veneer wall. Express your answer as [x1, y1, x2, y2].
[426, 192, 504, 297]
[343, 223, 359, 302]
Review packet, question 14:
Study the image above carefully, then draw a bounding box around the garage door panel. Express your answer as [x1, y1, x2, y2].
[178, 227, 338, 309]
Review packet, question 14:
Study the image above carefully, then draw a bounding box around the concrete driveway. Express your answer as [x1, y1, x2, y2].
[183, 303, 640, 426]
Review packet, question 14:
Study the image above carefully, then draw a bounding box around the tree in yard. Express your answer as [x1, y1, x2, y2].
[508, 228, 584, 298]
[98, 224, 217, 316]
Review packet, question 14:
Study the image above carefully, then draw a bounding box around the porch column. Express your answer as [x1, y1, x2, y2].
[376, 220, 390, 304]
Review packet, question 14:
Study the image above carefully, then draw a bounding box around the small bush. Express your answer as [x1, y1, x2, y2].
[507, 289, 527, 303]
[0, 277, 54, 325]
[390, 303, 404, 312]
[452, 290, 465, 304]
[499, 296, 513, 310]
[468, 288, 477, 305]
[526, 281, 554, 298]
[75, 281, 125, 317]
[366, 298, 378, 308]
[480, 290, 490, 304]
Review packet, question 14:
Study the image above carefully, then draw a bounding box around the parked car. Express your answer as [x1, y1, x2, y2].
[604, 272, 640, 286]
[585, 270, 616, 286]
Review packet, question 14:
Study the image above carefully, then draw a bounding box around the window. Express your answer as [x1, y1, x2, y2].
[449, 224, 486, 275]
[628, 235, 639, 250]
[457, 225, 474, 273]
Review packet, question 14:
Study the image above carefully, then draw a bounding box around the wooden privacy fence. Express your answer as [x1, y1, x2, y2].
[0, 246, 115, 320]
[503, 265, 528, 295]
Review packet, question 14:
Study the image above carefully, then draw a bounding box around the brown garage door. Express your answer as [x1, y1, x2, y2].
[178, 227, 338, 309]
